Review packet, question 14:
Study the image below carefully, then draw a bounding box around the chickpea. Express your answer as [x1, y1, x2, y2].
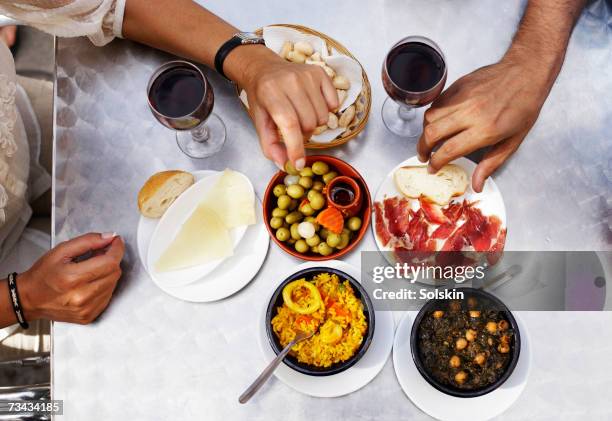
[474, 353, 487, 365]
[456, 338, 468, 350]
[498, 320, 509, 331]
[273, 184, 286, 197]
[449, 355, 461, 368]
[498, 343, 510, 354]
[454, 371, 468, 385]
[485, 321, 498, 334]
[465, 329, 477, 342]
[469, 310, 481, 318]
[500, 334, 511, 345]
[433, 310, 444, 319]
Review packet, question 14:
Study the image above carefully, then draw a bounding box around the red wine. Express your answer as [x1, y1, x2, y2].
[386, 42, 445, 92]
[149, 66, 205, 118]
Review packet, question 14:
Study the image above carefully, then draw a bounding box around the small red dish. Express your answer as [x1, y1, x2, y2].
[263, 155, 372, 261]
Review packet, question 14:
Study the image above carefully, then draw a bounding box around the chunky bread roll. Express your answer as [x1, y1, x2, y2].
[394, 164, 468, 205]
[138, 171, 195, 218]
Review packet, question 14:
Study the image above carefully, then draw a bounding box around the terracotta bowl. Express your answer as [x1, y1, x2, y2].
[263, 155, 372, 261]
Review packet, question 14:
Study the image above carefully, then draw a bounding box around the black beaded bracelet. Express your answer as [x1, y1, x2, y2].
[7, 272, 29, 329]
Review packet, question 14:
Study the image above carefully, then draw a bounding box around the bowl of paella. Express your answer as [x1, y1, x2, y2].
[265, 267, 375, 376]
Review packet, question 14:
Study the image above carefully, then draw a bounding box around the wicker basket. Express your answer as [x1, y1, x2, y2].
[234, 24, 372, 150]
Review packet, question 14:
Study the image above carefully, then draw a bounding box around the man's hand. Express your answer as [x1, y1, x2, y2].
[19, 233, 125, 324]
[417, 56, 549, 192]
[417, 0, 586, 192]
[240, 53, 338, 170]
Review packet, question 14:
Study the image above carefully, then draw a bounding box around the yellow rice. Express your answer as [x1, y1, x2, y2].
[271, 272, 367, 368]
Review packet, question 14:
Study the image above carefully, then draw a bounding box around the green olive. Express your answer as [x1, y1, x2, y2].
[300, 203, 315, 216]
[289, 199, 299, 211]
[311, 246, 319, 254]
[288, 238, 296, 245]
[326, 233, 341, 248]
[276, 227, 290, 242]
[290, 223, 301, 240]
[347, 216, 362, 231]
[312, 181, 325, 192]
[287, 184, 305, 199]
[306, 234, 321, 247]
[295, 239, 309, 253]
[336, 232, 350, 249]
[273, 184, 286, 197]
[318, 242, 333, 256]
[298, 176, 313, 189]
[309, 192, 326, 210]
[312, 161, 330, 175]
[284, 161, 299, 175]
[323, 171, 338, 184]
[270, 217, 283, 229]
[277, 195, 291, 210]
[272, 208, 288, 218]
[299, 167, 314, 177]
[319, 227, 330, 240]
[285, 211, 303, 225]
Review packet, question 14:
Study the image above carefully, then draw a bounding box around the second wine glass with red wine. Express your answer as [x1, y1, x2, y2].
[147, 60, 226, 158]
[381, 36, 447, 138]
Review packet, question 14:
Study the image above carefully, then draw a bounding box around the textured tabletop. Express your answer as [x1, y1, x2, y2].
[53, 0, 612, 420]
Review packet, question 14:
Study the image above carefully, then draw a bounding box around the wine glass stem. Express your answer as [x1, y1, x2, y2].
[397, 105, 416, 122]
[191, 122, 210, 143]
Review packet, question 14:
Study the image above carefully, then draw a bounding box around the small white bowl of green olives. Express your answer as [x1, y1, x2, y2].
[263, 155, 371, 261]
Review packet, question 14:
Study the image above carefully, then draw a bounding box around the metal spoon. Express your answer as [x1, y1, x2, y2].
[239, 329, 315, 404]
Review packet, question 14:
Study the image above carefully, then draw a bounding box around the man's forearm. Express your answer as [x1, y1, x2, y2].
[121, 0, 278, 86]
[504, 0, 586, 86]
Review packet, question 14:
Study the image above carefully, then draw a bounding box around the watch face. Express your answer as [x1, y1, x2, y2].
[237, 32, 264, 44]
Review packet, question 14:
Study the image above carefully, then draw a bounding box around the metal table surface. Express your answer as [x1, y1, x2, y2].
[52, 0, 612, 419]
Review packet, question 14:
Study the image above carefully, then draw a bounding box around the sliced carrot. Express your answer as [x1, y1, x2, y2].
[316, 206, 344, 234]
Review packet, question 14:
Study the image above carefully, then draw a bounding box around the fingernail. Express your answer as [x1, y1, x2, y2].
[295, 158, 305, 171]
[101, 232, 117, 239]
[417, 154, 426, 163]
[427, 164, 435, 174]
[274, 161, 284, 171]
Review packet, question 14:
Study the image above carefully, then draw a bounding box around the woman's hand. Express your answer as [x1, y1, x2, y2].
[19, 232, 125, 324]
[238, 51, 338, 170]
[416, 55, 554, 192]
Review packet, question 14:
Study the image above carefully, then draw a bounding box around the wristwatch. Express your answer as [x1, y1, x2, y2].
[214, 32, 266, 80]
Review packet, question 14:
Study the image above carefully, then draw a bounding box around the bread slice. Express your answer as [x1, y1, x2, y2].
[394, 164, 468, 205]
[138, 170, 195, 218]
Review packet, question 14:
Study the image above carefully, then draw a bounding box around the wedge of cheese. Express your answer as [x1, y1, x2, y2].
[202, 169, 256, 228]
[154, 204, 233, 272]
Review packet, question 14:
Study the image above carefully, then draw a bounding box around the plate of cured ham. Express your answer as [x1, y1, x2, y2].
[372, 156, 506, 259]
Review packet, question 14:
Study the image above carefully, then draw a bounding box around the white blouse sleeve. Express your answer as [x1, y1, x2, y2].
[0, 0, 126, 46]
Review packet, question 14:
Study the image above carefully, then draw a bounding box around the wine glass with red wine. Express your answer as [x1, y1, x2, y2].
[147, 60, 226, 158]
[382, 36, 447, 137]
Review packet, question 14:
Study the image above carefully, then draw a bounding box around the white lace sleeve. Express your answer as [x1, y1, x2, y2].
[0, 0, 126, 46]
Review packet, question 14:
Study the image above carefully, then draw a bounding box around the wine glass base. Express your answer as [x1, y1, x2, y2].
[176, 113, 226, 159]
[381, 98, 425, 138]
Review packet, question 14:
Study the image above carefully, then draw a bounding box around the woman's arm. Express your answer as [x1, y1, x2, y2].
[416, 0, 587, 192]
[122, 0, 337, 170]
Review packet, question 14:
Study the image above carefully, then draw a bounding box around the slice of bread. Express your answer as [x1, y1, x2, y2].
[138, 170, 195, 218]
[394, 164, 468, 205]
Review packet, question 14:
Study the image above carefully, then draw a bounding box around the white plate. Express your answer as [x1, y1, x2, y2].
[137, 171, 269, 302]
[393, 311, 531, 421]
[372, 156, 507, 253]
[256, 260, 395, 398]
[146, 171, 253, 287]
